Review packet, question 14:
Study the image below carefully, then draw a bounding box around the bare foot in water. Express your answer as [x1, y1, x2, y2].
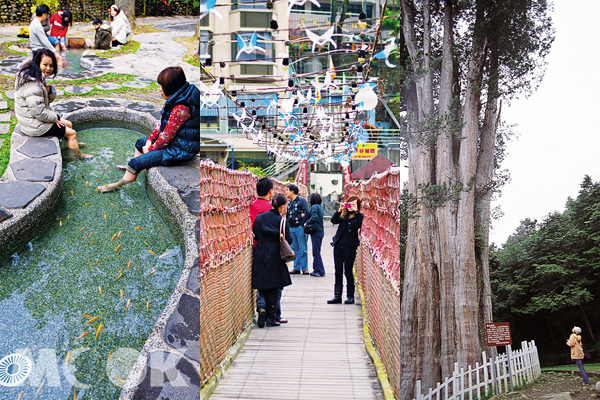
[78, 142, 86, 147]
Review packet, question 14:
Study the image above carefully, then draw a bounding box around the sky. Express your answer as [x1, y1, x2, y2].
[489, 0, 600, 245]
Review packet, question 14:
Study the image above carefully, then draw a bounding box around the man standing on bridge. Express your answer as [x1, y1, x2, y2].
[286, 184, 309, 274]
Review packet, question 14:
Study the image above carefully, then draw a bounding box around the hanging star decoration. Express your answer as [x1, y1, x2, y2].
[264, 93, 279, 114]
[199, 0, 222, 20]
[305, 26, 336, 53]
[287, 0, 321, 16]
[231, 108, 252, 128]
[236, 33, 266, 60]
[374, 38, 397, 68]
[297, 88, 313, 105]
[312, 70, 337, 103]
[198, 79, 222, 109]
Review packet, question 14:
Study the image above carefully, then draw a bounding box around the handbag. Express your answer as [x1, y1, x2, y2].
[582, 344, 592, 360]
[303, 223, 317, 235]
[279, 218, 296, 262]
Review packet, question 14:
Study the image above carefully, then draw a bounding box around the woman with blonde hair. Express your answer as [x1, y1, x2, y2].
[567, 326, 590, 385]
[328, 195, 363, 304]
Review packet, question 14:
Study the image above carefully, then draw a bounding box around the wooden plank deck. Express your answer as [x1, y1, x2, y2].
[208, 225, 384, 400]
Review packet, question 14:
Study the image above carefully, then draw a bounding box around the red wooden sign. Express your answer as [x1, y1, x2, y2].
[486, 322, 512, 347]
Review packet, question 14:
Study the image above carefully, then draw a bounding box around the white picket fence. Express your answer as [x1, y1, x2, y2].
[414, 341, 541, 400]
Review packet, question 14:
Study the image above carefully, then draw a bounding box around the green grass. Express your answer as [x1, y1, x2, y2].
[542, 363, 600, 373]
[98, 40, 141, 58]
[0, 39, 28, 58]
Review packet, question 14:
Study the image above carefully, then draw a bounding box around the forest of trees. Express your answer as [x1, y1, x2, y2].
[489, 175, 600, 365]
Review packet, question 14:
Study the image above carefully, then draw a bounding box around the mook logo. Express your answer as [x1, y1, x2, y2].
[0, 348, 142, 389]
[0, 348, 193, 390]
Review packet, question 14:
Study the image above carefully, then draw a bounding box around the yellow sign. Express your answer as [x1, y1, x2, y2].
[351, 143, 378, 159]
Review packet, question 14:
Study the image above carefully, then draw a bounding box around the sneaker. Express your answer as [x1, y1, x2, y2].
[257, 309, 266, 328]
[290, 269, 301, 274]
[309, 272, 319, 276]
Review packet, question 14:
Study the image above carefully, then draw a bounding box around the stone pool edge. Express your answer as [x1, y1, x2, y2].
[0, 129, 63, 258]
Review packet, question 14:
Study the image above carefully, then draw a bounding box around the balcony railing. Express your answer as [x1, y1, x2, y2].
[289, 11, 363, 38]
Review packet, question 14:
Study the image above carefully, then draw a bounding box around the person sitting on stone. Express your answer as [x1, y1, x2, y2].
[14, 48, 91, 158]
[48, 9, 73, 52]
[108, 4, 130, 47]
[29, 4, 62, 66]
[88, 18, 112, 50]
[97, 66, 199, 193]
[30, 4, 51, 36]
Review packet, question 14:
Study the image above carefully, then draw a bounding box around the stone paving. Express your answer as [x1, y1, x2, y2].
[0, 16, 202, 399]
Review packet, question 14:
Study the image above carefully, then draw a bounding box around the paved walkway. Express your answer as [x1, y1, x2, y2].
[209, 225, 384, 400]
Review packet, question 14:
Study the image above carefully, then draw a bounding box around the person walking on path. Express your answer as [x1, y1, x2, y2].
[306, 192, 325, 277]
[567, 326, 590, 385]
[249, 178, 287, 325]
[286, 184, 309, 274]
[29, 5, 63, 66]
[14, 48, 89, 158]
[97, 66, 199, 192]
[253, 193, 293, 327]
[328, 195, 363, 305]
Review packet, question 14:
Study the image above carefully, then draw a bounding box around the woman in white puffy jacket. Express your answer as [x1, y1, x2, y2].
[14, 48, 92, 158]
[108, 4, 130, 46]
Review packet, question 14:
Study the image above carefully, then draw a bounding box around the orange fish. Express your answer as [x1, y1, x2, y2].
[125, 299, 131, 311]
[116, 270, 123, 281]
[115, 244, 122, 252]
[84, 316, 99, 324]
[95, 323, 102, 341]
[76, 330, 90, 341]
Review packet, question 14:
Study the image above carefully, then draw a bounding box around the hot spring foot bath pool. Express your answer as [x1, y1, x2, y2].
[0, 128, 184, 399]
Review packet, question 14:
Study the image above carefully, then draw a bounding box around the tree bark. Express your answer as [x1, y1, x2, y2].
[399, 0, 495, 397]
[117, 0, 136, 29]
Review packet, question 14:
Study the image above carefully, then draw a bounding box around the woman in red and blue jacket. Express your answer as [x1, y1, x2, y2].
[48, 10, 72, 52]
[98, 66, 199, 193]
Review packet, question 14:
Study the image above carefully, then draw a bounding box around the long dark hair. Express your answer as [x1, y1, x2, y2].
[271, 193, 287, 210]
[61, 10, 72, 27]
[17, 49, 57, 87]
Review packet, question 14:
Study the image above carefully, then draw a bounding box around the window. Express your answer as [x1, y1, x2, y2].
[346, 4, 373, 18]
[232, 0, 266, 10]
[231, 32, 273, 62]
[199, 14, 209, 26]
[198, 31, 212, 58]
[200, 115, 219, 127]
[241, 64, 273, 75]
[318, 3, 331, 13]
[240, 12, 272, 28]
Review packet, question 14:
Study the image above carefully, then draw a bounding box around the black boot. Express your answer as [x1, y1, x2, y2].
[345, 284, 355, 304]
[257, 308, 266, 328]
[266, 305, 280, 326]
[327, 285, 343, 304]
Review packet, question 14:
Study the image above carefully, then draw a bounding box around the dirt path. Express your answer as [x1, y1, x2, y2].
[492, 372, 598, 399]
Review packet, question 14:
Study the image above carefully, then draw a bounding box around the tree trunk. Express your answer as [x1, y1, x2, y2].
[399, 0, 494, 397]
[117, 0, 136, 29]
[580, 305, 596, 343]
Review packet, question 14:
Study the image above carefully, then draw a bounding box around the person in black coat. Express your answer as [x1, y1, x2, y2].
[253, 193, 293, 327]
[328, 195, 363, 305]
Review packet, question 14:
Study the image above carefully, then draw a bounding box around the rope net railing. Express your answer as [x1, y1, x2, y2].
[345, 166, 401, 398]
[198, 160, 306, 386]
